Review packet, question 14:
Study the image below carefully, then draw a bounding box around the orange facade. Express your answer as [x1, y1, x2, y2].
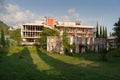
[46, 18, 54, 28]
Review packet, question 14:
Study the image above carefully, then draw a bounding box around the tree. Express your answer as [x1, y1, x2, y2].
[62, 28, 70, 53]
[38, 28, 59, 48]
[100, 26, 103, 38]
[0, 30, 6, 47]
[102, 26, 105, 38]
[9, 29, 21, 44]
[109, 32, 112, 37]
[0, 21, 9, 35]
[96, 22, 99, 38]
[113, 18, 120, 47]
[105, 27, 108, 38]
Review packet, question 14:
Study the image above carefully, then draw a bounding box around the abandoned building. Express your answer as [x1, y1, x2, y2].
[107, 36, 117, 48]
[55, 21, 96, 53]
[21, 17, 54, 45]
[94, 38, 107, 52]
[47, 36, 61, 52]
[21, 17, 107, 53]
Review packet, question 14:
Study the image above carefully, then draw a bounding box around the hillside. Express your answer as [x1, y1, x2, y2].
[0, 20, 9, 34]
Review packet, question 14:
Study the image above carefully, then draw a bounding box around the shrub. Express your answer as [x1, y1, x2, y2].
[100, 48, 108, 61]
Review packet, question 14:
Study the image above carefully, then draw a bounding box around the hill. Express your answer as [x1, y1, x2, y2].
[0, 20, 9, 34]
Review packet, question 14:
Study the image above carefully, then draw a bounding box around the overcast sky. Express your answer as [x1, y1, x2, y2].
[0, 0, 120, 33]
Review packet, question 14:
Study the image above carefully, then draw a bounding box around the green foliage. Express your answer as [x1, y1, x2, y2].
[38, 28, 59, 48]
[62, 28, 70, 53]
[96, 22, 99, 38]
[102, 26, 108, 38]
[100, 26, 103, 38]
[104, 27, 108, 38]
[9, 39, 18, 47]
[9, 29, 21, 44]
[0, 30, 6, 47]
[109, 32, 112, 37]
[96, 22, 108, 38]
[38, 36, 46, 48]
[41, 28, 59, 36]
[0, 21, 10, 47]
[102, 26, 105, 38]
[100, 48, 108, 61]
[113, 18, 120, 47]
[61, 28, 75, 54]
[5, 38, 10, 47]
[0, 21, 9, 35]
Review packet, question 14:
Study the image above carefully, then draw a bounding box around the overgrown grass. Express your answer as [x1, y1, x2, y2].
[0, 46, 120, 80]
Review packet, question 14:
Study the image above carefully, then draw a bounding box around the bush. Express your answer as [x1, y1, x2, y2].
[0, 47, 9, 54]
[100, 48, 108, 61]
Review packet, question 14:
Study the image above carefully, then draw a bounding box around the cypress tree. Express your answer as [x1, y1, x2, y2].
[109, 32, 112, 37]
[103, 26, 105, 38]
[100, 26, 103, 38]
[96, 22, 99, 38]
[105, 27, 108, 38]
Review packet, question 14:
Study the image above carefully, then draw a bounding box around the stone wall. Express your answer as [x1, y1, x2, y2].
[47, 36, 60, 52]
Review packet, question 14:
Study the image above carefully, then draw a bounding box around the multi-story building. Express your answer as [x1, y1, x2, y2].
[21, 23, 44, 45]
[21, 17, 96, 53]
[55, 21, 95, 37]
[21, 17, 54, 45]
[55, 21, 96, 53]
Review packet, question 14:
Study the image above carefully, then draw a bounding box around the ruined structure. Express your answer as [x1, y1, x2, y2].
[55, 21, 96, 53]
[47, 36, 61, 52]
[21, 17, 54, 45]
[21, 17, 107, 53]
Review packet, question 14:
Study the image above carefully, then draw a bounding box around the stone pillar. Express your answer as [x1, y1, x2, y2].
[60, 46, 64, 55]
[75, 45, 79, 53]
[81, 47, 85, 53]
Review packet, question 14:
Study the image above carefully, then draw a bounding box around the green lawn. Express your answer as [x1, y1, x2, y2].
[0, 46, 120, 80]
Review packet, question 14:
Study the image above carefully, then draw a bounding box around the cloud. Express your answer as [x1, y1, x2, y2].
[0, 0, 6, 13]
[62, 8, 80, 21]
[0, 3, 40, 27]
[5, 4, 19, 13]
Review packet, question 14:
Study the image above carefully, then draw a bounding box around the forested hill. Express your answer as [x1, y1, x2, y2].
[0, 20, 9, 34]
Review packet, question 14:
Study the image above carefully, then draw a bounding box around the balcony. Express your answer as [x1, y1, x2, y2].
[22, 30, 42, 32]
[22, 36, 40, 39]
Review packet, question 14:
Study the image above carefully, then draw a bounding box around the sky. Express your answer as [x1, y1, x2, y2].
[0, 0, 120, 34]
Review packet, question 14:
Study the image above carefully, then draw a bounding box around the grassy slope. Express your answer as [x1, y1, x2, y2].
[0, 46, 120, 80]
